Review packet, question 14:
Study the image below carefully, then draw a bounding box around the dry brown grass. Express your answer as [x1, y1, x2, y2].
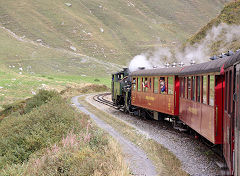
[61, 84, 109, 99]
[81, 96, 189, 176]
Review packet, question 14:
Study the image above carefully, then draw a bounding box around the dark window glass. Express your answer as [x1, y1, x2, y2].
[149, 78, 152, 91]
[187, 77, 191, 99]
[185, 77, 188, 98]
[197, 76, 200, 102]
[154, 77, 158, 94]
[132, 78, 136, 91]
[138, 77, 141, 91]
[168, 77, 174, 95]
[192, 76, 196, 101]
[209, 76, 215, 106]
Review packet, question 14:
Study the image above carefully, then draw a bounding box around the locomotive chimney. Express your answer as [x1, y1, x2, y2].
[190, 60, 196, 65]
[179, 62, 184, 67]
[224, 50, 234, 56]
[209, 55, 218, 60]
[138, 67, 145, 70]
[165, 63, 170, 68]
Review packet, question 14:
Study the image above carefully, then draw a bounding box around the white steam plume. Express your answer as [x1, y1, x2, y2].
[129, 55, 152, 72]
[129, 23, 240, 72]
[129, 48, 172, 72]
[177, 23, 240, 63]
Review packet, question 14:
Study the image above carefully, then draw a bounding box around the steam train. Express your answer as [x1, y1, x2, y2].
[111, 51, 240, 175]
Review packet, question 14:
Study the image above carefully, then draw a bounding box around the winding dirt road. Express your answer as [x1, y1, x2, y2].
[71, 96, 157, 176]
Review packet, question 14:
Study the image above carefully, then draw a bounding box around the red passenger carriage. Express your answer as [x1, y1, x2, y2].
[130, 67, 181, 119]
[126, 51, 240, 175]
[178, 58, 227, 144]
[223, 52, 240, 176]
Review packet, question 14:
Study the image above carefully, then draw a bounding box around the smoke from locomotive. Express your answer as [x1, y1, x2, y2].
[128, 23, 240, 71]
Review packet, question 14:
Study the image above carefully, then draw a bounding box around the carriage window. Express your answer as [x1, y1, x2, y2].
[192, 76, 196, 101]
[209, 75, 215, 106]
[187, 77, 191, 99]
[143, 77, 148, 92]
[185, 77, 187, 98]
[203, 76, 207, 104]
[132, 78, 136, 91]
[228, 71, 232, 114]
[160, 77, 166, 94]
[225, 72, 228, 111]
[137, 77, 141, 91]
[168, 77, 174, 95]
[149, 78, 152, 91]
[180, 78, 184, 98]
[197, 76, 200, 102]
[154, 77, 158, 94]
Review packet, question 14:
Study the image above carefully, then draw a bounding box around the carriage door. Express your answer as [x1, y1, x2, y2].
[234, 64, 240, 176]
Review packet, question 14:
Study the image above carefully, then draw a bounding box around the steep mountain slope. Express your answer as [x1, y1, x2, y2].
[187, 0, 240, 55]
[0, 0, 227, 66]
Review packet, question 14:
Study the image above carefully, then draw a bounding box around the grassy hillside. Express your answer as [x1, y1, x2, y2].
[187, 0, 240, 54]
[0, 0, 226, 66]
[0, 0, 228, 106]
[0, 90, 128, 175]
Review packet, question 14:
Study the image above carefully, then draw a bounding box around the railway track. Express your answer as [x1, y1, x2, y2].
[93, 93, 116, 108]
[92, 92, 225, 170]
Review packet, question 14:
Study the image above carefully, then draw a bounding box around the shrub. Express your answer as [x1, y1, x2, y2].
[24, 90, 60, 113]
[0, 91, 129, 175]
[0, 90, 60, 120]
[0, 94, 78, 170]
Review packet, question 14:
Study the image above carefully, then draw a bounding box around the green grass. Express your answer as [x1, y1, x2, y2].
[0, 0, 227, 108]
[0, 91, 129, 175]
[0, 65, 111, 108]
[0, 0, 226, 65]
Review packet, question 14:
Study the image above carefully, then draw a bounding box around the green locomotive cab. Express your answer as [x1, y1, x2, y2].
[111, 68, 130, 108]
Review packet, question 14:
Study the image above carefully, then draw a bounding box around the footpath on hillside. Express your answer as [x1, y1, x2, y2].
[71, 95, 157, 176]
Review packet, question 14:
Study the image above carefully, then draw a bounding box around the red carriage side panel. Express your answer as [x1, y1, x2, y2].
[132, 92, 175, 116]
[223, 112, 233, 174]
[200, 104, 215, 143]
[234, 64, 240, 176]
[223, 68, 234, 175]
[179, 75, 224, 144]
[180, 98, 201, 134]
[174, 76, 180, 115]
[214, 75, 224, 144]
[131, 76, 179, 116]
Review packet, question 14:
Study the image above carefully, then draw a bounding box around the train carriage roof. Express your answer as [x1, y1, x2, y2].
[129, 52, 240, 77]
[224, 51, 240, 69]
[179, 57, 228, 75]
[130, 67, 182, 77]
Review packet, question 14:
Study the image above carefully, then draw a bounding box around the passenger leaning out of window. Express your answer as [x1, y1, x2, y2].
[160, 79, 166, 93]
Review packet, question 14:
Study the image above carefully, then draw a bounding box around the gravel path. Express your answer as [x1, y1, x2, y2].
[86, 94, 222, 176]
[71, 96, 157, 176]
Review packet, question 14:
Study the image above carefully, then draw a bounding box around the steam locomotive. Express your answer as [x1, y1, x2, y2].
[111, 51, 240, 176]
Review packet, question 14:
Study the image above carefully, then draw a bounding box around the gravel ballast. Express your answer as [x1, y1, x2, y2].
[86, 94, 222, 176]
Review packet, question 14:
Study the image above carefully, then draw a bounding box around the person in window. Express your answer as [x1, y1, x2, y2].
[144, 80, 149, 88]
[160, 79, 166, 93]
[144, 79, 148, 92]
